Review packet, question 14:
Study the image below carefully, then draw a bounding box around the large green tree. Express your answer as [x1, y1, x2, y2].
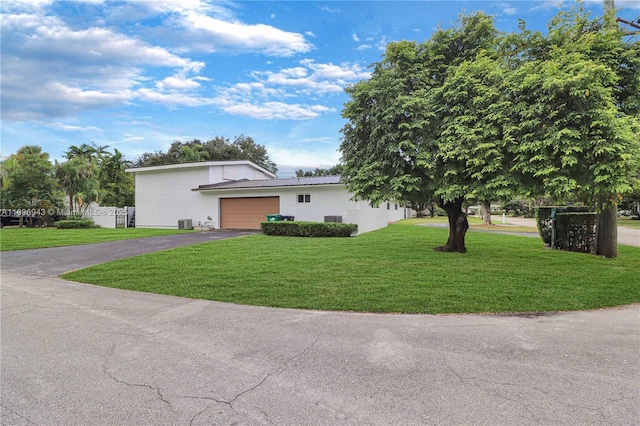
[507, 6, 640, 257]
[1, 146, 61, 227]
[341, 13, 507, 253]
[340, 7, 639, 256]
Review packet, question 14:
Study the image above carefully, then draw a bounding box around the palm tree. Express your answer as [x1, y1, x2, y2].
[179, 144, 210, 163]
[57, 143, 103, 213]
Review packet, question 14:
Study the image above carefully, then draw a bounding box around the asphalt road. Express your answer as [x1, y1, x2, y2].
[1, 231, 639, 425]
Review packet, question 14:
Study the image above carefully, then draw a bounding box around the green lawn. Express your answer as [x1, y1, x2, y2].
[0, 227, 194, 251]
[61, 223, 640, 314]
[619, 217, 640, 229]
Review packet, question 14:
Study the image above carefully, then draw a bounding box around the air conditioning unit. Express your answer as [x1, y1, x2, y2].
[178, 219, 193, 230]
[324, 215, 342, 223]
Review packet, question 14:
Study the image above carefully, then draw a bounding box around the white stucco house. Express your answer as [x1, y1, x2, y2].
[126, 161, 410, 234]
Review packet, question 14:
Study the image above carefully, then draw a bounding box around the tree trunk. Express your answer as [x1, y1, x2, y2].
[596, 204, 617, 258]
[480, 199, 492, 226]
[434, 198, 469, 253]
[428, 202, 436, 218]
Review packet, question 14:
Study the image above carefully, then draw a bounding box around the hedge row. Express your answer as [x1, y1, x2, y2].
[54, 219, 99, 229]
[261, 221, 358, 237]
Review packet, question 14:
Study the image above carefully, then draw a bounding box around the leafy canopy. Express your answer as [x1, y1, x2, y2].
[134, 135, 278, 174]
[340, 7, 639, 210]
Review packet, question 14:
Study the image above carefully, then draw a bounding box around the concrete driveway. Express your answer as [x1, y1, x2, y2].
[1, 232, 639, 425]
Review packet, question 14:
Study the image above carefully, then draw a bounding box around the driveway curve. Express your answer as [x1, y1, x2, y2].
[1, 230, 256, 276]
[1, 231, 639, 425]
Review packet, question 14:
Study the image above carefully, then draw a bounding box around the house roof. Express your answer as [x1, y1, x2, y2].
[125, 160, 276, 178]
[193, 175, 342, 191]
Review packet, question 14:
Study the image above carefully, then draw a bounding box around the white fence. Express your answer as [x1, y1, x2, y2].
[83, 205, 130, 228]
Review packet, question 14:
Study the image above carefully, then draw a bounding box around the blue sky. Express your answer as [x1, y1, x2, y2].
[2, 0, 639, 177]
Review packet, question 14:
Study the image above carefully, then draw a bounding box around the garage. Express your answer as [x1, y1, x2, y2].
[220, 197, 280, 229]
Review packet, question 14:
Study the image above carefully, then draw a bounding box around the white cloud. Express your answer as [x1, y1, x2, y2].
[271, 146, 341, 171]
[156, 76, 202, 92]
[249, 60, 369, 96]
[26, 25, 203, 72]
[179, 12, 313, 57]
[136, 88, 216, 107]
[1, 0, 54, 12]
[211, 60, 369, 120]
[41, 122, 102, 132]
[123, 134, 144, 142]
[530, 1, 566, 11]
[352, 33, 360, 42]
[610, 0, 640, 9]
[320, 6, 340, 14]
[377, 36, 389, 52]
[301, 60, 370, 81]
[584, 0, 640, 8]
[216, 99, 331, 120]
[357, 36, 388, 52]
[1, 9, 207, 120]
[138, 0, 216, 15]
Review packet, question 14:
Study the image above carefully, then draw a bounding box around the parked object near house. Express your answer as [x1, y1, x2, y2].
[126, 161, 410, 234]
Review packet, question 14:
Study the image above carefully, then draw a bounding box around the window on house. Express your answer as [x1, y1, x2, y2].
[395, 204, 398, 210]
[387, 202, 390, 210]
[298, 194, 311, 203]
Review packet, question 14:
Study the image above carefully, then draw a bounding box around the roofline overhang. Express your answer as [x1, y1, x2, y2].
[125, 160, 276, 179]
[192, 182, 344, 192]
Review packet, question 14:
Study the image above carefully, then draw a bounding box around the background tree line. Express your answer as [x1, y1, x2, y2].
[1, 143, 135, 226]
[133, 134, 277, 174]
[1, 134, 277, 226]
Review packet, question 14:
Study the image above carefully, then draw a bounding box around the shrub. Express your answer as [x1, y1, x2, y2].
[54, 219, 99, 229]
[261, 221, 357, 237]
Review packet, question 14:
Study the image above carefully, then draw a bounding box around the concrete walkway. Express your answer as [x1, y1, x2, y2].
[1, 231, 639, 425]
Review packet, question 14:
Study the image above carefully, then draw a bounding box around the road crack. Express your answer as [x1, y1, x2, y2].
[187, 337, 319, 425]
[1, 404, 36, 425]
[101, 343, 175, 412]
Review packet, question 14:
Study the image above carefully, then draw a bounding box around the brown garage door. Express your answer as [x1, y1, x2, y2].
[220, 197, 280, 229]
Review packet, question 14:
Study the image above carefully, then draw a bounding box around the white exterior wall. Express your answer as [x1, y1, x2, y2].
[209, 164, 272, 183]
[384, 201, 411, 222]
[278, 185, 351, 223]
[134, 167, 212, 228]
[130, 162, 275, 229]
[202, 185, 402, 234]
[129, 161, 407, 233]
[346, 201, 388, 234]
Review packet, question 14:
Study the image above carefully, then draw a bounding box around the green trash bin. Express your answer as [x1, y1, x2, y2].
[266, 214, 282, 222]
